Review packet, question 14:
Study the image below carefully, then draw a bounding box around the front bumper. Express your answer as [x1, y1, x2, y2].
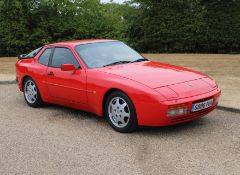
[169, 104, 216, 124]
[136, 87, 221, 126]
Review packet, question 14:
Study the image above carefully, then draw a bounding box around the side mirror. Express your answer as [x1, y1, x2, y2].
[61, 64, 76, 71]
[18, 54, 27, 60]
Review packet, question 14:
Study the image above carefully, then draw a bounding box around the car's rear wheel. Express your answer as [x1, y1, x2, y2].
[105, 91, 137, 133]
[23, 77, 43, 107]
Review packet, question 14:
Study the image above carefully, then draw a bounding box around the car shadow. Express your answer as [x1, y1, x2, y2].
[42, 103, 105, 123]
[44, 103, 212, 133]
[136, 118, 210, 135]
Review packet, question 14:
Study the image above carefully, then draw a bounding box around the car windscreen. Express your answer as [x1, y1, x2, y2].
[75, 41, 144, 68]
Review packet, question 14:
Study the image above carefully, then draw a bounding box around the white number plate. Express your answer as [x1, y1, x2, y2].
[191, 99, 213, 112]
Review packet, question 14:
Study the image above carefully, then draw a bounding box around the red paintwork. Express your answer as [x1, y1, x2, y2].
[15, 40, 221, 126]
[60, 64, 76, 71]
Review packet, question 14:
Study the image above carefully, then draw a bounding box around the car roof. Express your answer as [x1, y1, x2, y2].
[46, 39, 117, 47]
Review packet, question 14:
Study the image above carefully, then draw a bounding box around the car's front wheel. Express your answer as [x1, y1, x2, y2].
[105, 91, 137, 133]
[23, 77, 43, 107]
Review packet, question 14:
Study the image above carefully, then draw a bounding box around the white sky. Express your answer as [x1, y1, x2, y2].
[101, 0, 127, 3]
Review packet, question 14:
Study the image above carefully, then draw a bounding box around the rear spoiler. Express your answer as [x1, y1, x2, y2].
[18, 54, 28, 60]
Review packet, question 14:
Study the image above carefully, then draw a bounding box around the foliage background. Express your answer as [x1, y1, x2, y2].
[0, 0, 240, 56]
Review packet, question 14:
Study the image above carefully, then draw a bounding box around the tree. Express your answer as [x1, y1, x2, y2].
[202, 0, 240, 53]
[1, 0, 240, 56]
[0, 0, 33, 55]
[0, 0, 130, 56]
[126, 0, 240, 53]
[126, 0, 208, 52]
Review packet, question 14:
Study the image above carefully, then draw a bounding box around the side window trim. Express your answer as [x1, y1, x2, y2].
[37, 47, 54, 66]
[49, 47, 81, 69]
[48, 47, 55, 67]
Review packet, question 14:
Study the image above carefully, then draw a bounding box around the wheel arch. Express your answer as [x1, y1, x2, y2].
[21, 75, 41, 94]
[19, 75, 33, 91]
[22, 75, 31, 89]
[102, 88, 127, 117]
[102, 88, 138, 132]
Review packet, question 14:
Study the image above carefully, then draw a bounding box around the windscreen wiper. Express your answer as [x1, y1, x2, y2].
[103, 61, 132, 67]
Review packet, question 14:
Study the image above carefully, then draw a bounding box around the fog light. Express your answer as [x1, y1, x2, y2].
[167, 110, 177, 116]
[178, 108, 184, 115]
[167, 103, 188, 117]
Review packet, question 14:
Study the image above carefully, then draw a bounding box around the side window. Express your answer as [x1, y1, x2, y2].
[51, 48, 80, 68]
[38, 48, 52, 66]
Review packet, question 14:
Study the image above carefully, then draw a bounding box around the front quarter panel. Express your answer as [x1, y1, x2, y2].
[86, 69, 167, 125]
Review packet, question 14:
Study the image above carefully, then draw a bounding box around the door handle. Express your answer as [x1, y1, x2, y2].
[48, 71, 54, 76]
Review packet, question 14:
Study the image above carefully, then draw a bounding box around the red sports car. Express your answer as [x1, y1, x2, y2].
[16, 40, 221, 132]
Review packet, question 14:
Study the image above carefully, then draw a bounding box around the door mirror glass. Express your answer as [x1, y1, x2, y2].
[61, 64, 75, 71]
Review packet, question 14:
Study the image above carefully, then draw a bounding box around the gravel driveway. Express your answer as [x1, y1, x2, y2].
[0, 84, 239, 175]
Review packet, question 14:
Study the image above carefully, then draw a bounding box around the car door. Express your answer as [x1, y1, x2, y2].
[46, 47, 87, 105]
[35, 47, 54, 101]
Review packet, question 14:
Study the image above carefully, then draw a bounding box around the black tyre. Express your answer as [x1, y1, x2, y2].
[23, 77, 43, 107]
[105, 91, 137, 133]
